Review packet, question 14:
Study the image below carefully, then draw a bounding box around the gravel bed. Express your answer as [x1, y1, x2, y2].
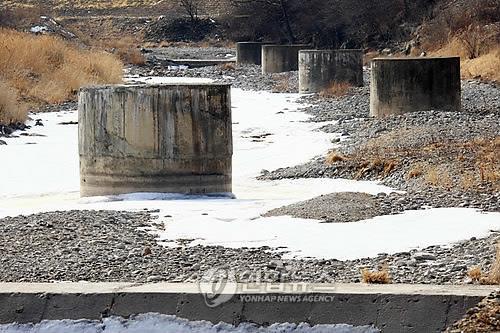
[264, 190, 499, 222]
[264, 192, 393, 223]
[130, 45, 299, 92]
[144, 46, 236, 60]
[0, 210, 498, 285]
[259, 76, 500, 216]
[130, 63, 299, 92]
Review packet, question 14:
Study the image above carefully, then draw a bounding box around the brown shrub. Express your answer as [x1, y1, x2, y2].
[319, 82, 351, 98]
[461, 47, 500, 81]
[0, 29, 123, 107]
[407, 165, 424, 179]
[361, 267, 391, 284]
[355, 158, 398, 179]
[468, 266, 483, 283]
[325, 151, 346, 164]
[0, 81, 28, 124]
[97, 36, 146, 65]
[481, 243, 500, 285]
[219, 63, 236, 71]
[425, 166, 453, 189]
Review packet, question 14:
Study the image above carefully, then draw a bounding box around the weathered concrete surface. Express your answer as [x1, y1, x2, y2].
[262, 44, 310, 74]
[370, 57, 461, 117]
[78, 84, 232, 197]
[0, 283, 494, 332]
[299, 50, 364, 93]
[236, 42, 265, 65]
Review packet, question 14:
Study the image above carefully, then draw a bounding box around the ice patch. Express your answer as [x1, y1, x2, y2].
[0, 314, 379, 333]
[0, 88, 498, 260]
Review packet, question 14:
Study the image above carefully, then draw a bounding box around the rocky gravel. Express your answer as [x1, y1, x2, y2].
[264, 190, 499, 222]
[264, 192, 395, 223]
[129, 63, 299, 93]
[129, 45, 299, 92]
[144, 46, 235, 60]
[0, 210, 498, 285]
[259, 75, 500, 217]
[446, 291, 500, 332]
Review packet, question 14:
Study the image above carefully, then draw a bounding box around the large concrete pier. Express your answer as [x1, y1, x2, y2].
[370, 57, 461, 117]
[0, 283, 493, 332]
[236, 42, 264, 65]
[78, 84, 233, 197]
[299, 49, 364, 93]
[262, 44, 310, 74]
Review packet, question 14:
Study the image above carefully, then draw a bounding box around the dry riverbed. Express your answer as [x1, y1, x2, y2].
[0, 46, 499, 287]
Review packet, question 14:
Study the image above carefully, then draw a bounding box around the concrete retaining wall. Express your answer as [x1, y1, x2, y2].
[0, 283, 493, 333]
[299, 50, 363, 93]
[370, 57, 461, 117]
[78, 84, 233, 197]
[262, 45, 310, 74]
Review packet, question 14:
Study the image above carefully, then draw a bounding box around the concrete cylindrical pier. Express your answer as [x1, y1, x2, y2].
[298, 49, 364, 93]
[370, 57, 461, 117]
[78, 84, 232, 197]
[236, 42, 264, 65]
[262, 44, 310, 74]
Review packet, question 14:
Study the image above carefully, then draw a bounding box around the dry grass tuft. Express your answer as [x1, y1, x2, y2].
[325, 151, 346, 164]
[355, 158, 398, 179]
[319, 82, 352, 98]
[0, 80, 28, 124]
[97, 36, 146, 66]
[219, 63, 236, 71]
[480, 243, 500, 285]
[361, 267, 391, 284]
[431, 39, 500, 81]
[461, 47, 500, 81]
[424, 166, 453, 189]
[0, 28, 123, 116]
[468, 266, 483, 283]
[407, 165, 424, 179]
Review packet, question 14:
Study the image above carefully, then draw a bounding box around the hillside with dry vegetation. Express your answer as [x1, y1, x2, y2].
[1, 0, 160, 9]
[0, 29, 123, 124]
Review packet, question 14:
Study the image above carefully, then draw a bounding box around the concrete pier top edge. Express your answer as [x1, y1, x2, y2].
[299, 49, 363, 53]
[262, 44, 311, 48]
[79, 83, 232, 91]
[0, 282, 496, 296]
[372, 56, 460, 61]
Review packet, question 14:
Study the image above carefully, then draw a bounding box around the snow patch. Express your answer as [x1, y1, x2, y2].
[0, 314, 379, 333]
[0, 88, 498, 260]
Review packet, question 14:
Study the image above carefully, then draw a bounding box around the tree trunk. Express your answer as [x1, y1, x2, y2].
[279, 0, 296, 43]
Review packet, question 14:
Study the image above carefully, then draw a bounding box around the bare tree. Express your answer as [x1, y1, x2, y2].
[231, 0, 296, 43]
[179, 0, 200, 23]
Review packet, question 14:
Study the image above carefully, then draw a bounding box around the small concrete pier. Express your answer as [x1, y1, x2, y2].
[299, 49, 364, 93]
[236, 42, 264, 65]
[262, 44, 310, 74]
[78, 84, 233, 197]
[370, 57, 461, 117]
